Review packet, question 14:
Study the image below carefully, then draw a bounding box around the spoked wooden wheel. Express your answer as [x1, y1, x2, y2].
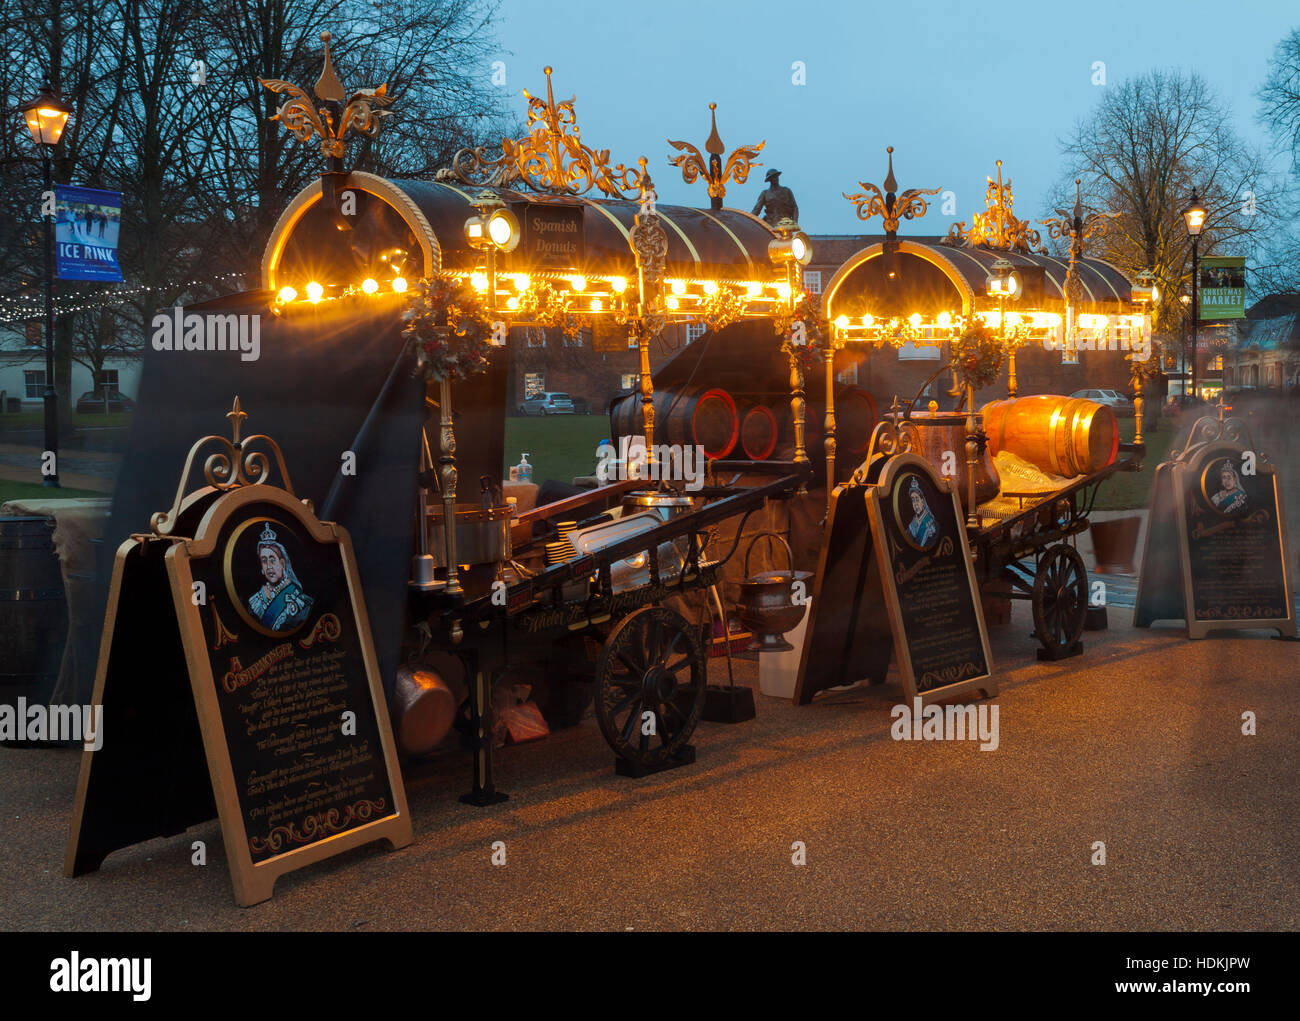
[1032, 543, 1088, 653]
[594, 606, 707, 768]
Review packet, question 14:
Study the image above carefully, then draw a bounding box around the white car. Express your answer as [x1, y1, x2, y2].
[519, 392, 575, 415]
[1070, 388, 1134, 416]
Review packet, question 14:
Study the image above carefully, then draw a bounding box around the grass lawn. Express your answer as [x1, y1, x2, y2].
[504, 413, 610, 486]
[0, 410, 134, 430]
[0, 480, 107, 505]
[1089, 414, 1181, 511]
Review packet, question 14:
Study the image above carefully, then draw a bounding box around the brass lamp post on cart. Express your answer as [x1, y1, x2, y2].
[986, 257, 1024, 397]
[768, 217, 814, 484]
[1128, 268, 1158, 446]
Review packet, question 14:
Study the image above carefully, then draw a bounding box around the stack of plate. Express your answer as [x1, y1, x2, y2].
[544, 541, 574, 567]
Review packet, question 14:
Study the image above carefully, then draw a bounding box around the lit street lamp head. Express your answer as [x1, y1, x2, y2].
[20, 82, 71, 147]
[1182, 188, 1207, 237]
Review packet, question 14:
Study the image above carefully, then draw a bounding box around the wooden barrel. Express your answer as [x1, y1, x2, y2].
[833, 387, 879, 458]
[981, 395, 1119, 478]
[0, 516, 68, 698]
[740, 404, 778, 460]
[610, 386, 739, 459]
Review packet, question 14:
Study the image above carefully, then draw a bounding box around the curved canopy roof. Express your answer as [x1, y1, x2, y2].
[817, 235, 1136, 317]
[262, 170, 780, 292]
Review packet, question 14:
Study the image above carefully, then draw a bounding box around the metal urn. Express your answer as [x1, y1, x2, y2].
[736, 532, 812, 653]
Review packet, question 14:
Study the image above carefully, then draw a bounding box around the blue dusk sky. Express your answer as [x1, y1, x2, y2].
[487, 0, 1298, 233]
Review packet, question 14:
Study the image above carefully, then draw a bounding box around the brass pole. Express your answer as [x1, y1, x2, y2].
[439, 377, 462, 596]
[824, 340, 837, 506]
[1131, 362, 1145, 446]
[965, 380, 979, 530]
[789, 263, 809, 477]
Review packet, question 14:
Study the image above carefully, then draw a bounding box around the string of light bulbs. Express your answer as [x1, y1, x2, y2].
[0, 272, 249, 326]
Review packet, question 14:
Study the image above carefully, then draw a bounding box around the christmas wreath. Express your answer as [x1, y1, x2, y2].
[950, 320, 1005, 390]
[401, 275, 496, 381]
[776, 288, 827, 373]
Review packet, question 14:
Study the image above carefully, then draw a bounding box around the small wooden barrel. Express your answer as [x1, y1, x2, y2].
[390, 665, 458, 757]
[981, 395, 1119, 478]
[740, 404, 778, 460]
[0, 516, 68, 706]
[610, 386, 739, 459]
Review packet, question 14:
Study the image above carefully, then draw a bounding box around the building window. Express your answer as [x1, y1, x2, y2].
[685, 321, 707, 343]
[24, 370, 45, 399]
[525, 327, 546, 348]
[524, 373, 545, 399]
[621, 373, 638, 390]
[836, 363, 859, 385]
[24, 321, 41, 345]
[802, 270, 822, 294]
[99, 369, 119, 393]
[563, 329, 586, 348]
[1210, 355, 1223, 371]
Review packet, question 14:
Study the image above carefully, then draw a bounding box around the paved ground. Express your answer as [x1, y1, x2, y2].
[0, 442, 119, 493]
[2, 599, 1296, 932]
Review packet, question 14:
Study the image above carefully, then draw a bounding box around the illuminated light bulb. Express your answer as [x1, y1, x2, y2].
[665, 296, 679, 310]
[670, 279, 686, 296]
[512, 273, 530, 291]
[391, 276, 408, 293]
[306, 281, 324, 303]
[861, 314, 874, 328]
[506, 296, 519, 310]
[776, 282, 792, 300]
[909, 313, 922, 328]
[570, 275, 587, 291]
[610, 276, 627, 293]
[790, 236, 807, 262]
[746, 282, 761, 297]
[1005, 312, 1021, 327]
[470, 272, 488, 292]
[703, 280, 718, 295]
[277, 286, 298, 304]
[591, 297, 604, 312]
[488, 213, 514, 247]
[834, 315, 849, 330]
[361, 278, 378, 295]
[937, 311, 952, 328]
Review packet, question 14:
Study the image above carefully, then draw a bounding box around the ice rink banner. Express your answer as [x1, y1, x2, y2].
[55, 185, 123, 282]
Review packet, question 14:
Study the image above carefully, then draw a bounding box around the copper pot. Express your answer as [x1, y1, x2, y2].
[897, 409, 1000, 510]
[736, 532, 813, 653]
[390, 665, 458, 756]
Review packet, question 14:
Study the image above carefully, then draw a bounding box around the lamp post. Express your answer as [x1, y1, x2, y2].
[19, 82, 71, 488]
[1182, 188, 1207, 401]
[768, 218, 813, 480]
[1129, 269, 1158, 445]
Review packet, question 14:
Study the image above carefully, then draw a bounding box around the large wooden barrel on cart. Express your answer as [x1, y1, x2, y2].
[610, 385, 740, 459]
[738, 402, 779, 460]
[981, 395, 1118, 478]
[0, 516, 68, 727]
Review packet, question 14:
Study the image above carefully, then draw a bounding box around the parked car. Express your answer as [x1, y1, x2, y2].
[75, 389, 136, 413]
[570, 396, 591, 415]
[519, 392, 574, 416]
[1069, 388, 1134, 416]
[1164, 394, 1207, 414]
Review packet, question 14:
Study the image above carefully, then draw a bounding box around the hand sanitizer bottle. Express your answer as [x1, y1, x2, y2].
[517, 453, 533, 484]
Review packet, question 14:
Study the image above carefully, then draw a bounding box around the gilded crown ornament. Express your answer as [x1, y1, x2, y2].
[945, 160, 1045, 254]
[259, 32, 394, 163]
[440, 67, 644, 198]
[842, 147, 941, 237]
[667, 103, 765, 210]
[1039, 179, 1118, 304]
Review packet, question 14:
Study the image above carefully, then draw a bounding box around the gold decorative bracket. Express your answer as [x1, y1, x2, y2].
[842, 147, 941, 237]
[667, 103, 765, 210]
[944, 160, 1044, 253]
[150, 397, 305, 538]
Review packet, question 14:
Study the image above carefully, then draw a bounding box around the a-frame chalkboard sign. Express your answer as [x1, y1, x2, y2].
[66, 398, 412, 906]
[1135, 410, 1295, 640]
[796, 419, 997, 707]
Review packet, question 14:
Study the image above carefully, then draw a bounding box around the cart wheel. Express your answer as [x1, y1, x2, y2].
[594, 606, 706, 768]
[1032, 544, 1087, 654]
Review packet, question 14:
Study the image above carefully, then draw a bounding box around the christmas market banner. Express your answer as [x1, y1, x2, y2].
[54, 185, 123, 282]
[1198, 256, 1245, 321]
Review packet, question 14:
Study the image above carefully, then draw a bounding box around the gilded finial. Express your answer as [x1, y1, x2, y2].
[227, 396, 247, 444]
[1073, 179, 1083, 222]
[705, 102, 724, 156]
[883, 146, 897, 195]
[315, 31, 345, 102]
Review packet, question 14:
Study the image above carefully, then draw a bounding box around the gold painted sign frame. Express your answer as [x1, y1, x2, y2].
[864, 452, 998, 706]
[66, 482, 412, 907]
[1136, 431, 1295, 640]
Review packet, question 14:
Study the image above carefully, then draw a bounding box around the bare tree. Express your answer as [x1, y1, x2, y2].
[1055, 69, 1274, 334]
[1255, 28, 1300, 297]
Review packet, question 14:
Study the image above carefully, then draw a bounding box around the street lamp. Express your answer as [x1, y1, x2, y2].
[986, 257, 1022, 396]
[1129, 268, 1158, 445]
[19, 82, 71, 488]
[1182, 188, 1207, 400]
[769, 217, 814, 478]
[464, 190, 520, 315]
